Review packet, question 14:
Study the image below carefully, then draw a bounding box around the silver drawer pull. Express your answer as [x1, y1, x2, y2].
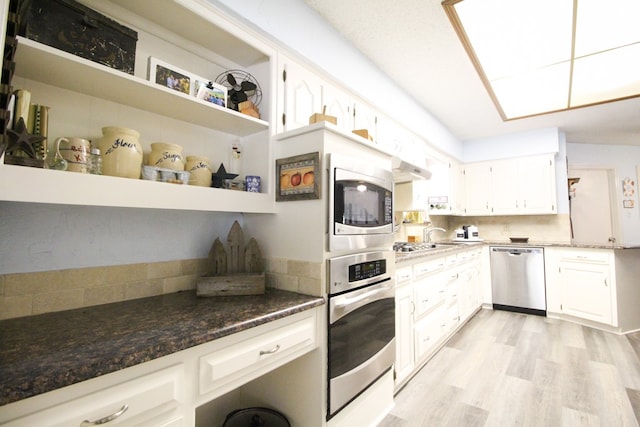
[259, 344, 280, 356]
[80, 404, 128, 426]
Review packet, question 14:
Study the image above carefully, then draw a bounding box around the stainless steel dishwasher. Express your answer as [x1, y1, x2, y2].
[490, 246, 546, 316]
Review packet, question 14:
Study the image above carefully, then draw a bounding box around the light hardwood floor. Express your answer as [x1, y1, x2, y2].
[379, 309, 640, 426]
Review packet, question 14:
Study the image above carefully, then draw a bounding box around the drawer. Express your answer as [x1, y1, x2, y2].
[199, 312, 316, 397]
[414, 279, 445, 319]
[413, 257, 446, 278]
[4, 364, 184, 427]
[445, 253, 458, 267]
[413, 307, 446, 361]
[559, 248, 611, 264]
[396, 266, 413, 285]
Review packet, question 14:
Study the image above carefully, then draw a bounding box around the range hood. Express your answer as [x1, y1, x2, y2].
[392, 157, 431, 183]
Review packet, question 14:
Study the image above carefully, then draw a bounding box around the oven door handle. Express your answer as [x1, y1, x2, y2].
[335, 284, 392, 309]
[330, 282, 394, 323]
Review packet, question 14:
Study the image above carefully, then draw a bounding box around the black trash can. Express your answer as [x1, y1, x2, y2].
[223, 407, 290, 427]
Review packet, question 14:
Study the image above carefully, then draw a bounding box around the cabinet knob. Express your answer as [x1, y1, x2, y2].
[80, 404, 128, 426]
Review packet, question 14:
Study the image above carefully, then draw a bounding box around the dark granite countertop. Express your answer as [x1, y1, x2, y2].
[0, 289, 325, 406]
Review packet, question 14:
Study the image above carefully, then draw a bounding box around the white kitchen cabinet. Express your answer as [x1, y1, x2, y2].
[321, 81, 353, 133]
[413, 306, 447, 363]
[414, 271, 447, 321]
[394, 271, 414, 386]
[452, 154, 556, 216]
[457, 251, 482, 322]
[198, 310, 317, 399]
[426, 158, 463, 216]
[491, 154, 556, 215]
[395, 180, 430, 212]
[352, 99, 378, 143]
[545, 247, 617, 327]
[2, 364, 186, 427]
[1, 0, 274, 213]
[278, 54, 324, 133]
[394, 247, 482, 390]
[0, 308, 320, 427]
[463, 161, 492, 215]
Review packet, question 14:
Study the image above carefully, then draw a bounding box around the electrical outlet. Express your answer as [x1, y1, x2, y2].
[502, 223, 511, 232]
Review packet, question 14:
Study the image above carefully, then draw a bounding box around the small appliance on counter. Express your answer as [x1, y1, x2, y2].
[454, 225, 481, 241]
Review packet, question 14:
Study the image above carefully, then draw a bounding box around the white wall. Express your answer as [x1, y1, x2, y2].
[208, 0, 463, 159]
[566, 143, 640, 245]
[0, 202, 242, 274]
[462, 127, 561, 162]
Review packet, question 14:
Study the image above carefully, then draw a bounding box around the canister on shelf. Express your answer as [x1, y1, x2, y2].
[185, 155, 212, 187]
[99, 126, 142, 179]
[148, 142, 184, 171]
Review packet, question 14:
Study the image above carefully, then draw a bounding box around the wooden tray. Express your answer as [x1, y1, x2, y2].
[196, 272, 265, 296]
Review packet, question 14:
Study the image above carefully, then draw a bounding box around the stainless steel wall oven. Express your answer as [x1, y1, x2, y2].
[327, 251, 395, 420]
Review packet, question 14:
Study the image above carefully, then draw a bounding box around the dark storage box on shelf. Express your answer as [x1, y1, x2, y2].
[17, 0, 137, 74]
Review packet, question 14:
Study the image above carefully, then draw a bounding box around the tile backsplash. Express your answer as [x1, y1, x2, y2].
[0, 257, 322, 320]
[396, 213, 572, 244]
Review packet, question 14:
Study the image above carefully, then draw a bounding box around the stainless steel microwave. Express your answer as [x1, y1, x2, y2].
[328, 153, 394, 251]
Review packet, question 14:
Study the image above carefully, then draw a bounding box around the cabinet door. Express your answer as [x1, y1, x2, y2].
[322, 82, 352, 133]
[463, 162, 492, 215]
[519, 155, 556, 214]
[280, 58, 323, 132]
[560, 261, 614, 325]
[395, 180, 429, 211]
[395, 284, 414, 385]
[413, 306, 446, 363]
[426, 159, 461, 216]
[491, 160, 519, 214]
[352, 100, 377, 142]
[414, 274, 446, 320]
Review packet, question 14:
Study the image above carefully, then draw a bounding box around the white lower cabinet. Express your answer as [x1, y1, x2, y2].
[394, 247, 482, 389]
[2, 364, 186, 427]
[198, 311, 317, 399]
[0, 309, 320, 427]
[395, 275, 415, 385]
[545, 247, 617, 327]
[414, 306, 447, 362]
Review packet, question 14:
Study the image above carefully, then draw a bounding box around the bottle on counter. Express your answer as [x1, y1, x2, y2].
[88, 148, 103, 175]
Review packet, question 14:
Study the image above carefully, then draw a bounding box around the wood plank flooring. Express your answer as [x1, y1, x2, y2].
[379, 309, 640, 426]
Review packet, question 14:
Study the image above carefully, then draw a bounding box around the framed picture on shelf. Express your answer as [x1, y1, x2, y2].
[148, 57, 192, 95]
[276, 152, 320, 201]
[193, 76, 227, 107]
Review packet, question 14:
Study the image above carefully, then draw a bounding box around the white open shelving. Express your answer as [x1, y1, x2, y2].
[2, 1, 275, 214]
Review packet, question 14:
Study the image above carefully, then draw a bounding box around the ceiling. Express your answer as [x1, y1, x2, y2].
[302, 0, 640, 146]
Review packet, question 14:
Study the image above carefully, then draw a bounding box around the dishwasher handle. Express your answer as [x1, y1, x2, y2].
[491, 247, 543, 255]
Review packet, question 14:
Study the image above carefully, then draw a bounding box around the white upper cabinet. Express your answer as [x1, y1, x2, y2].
[322, 82, 353, 133]
[277, 54, 323, 133]
[352, 100, 378, 143]
[463, 162, 492, 215]
[460, 154, 556, 216]
[426, 158, 463, 216]
[492, 154, 556, 215]
[3, 0, 276, 213]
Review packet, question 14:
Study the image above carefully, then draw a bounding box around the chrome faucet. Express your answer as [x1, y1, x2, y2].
[424, 227, 446, 243]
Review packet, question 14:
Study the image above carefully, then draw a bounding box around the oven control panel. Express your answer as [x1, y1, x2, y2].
[349, 259, 386, 282]
[328, 251, 394, 295]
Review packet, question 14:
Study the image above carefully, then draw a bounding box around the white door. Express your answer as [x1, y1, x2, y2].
[568, 167, 616, 245]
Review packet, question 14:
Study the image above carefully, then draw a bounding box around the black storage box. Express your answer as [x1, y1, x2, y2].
[17, 0, 137, 74]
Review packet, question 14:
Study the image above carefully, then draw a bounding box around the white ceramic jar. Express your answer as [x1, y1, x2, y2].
[148, 142, 184, 171]
[185, 155, 212, 187]
[99, 127, 142, 179]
